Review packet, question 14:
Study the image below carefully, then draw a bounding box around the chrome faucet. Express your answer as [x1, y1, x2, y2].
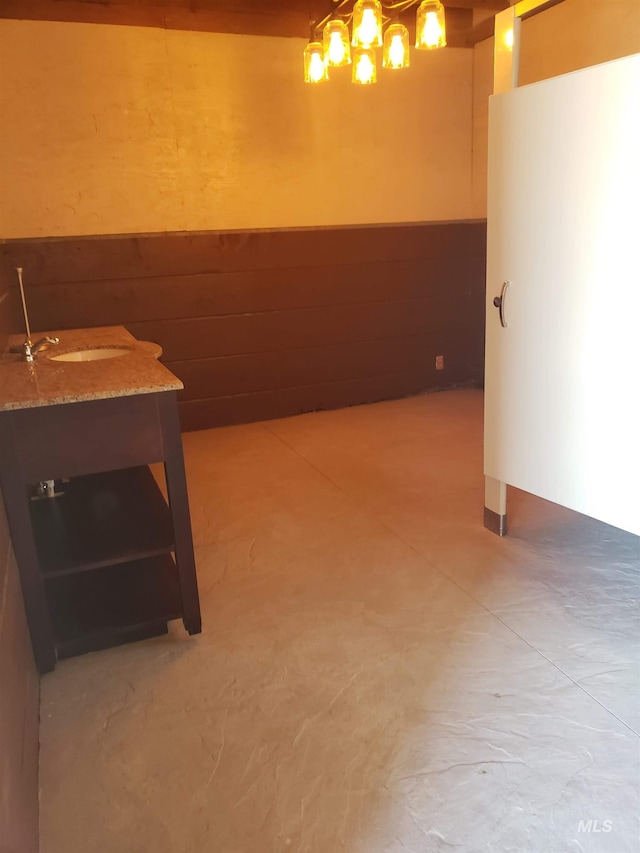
[15, 267, 60, 361]
[22, 336, 60, 362]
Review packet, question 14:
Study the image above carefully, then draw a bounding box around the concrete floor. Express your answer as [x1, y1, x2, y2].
[40, 390, 639, 853]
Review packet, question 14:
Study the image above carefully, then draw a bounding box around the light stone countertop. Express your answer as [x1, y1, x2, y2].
[0, 326, 182, 411]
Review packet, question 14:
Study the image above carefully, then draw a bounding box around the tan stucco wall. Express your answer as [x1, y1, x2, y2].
[519, 0, 640, 85]
[472, 0, 640, 217]
[0, 20, 476, 239]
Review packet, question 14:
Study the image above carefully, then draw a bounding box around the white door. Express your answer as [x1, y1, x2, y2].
[484, 54, 640, 537]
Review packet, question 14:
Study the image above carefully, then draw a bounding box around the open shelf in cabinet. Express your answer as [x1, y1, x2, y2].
[30, 466, 175, 578]
[45, 554, 182, 659]
[1, 389, 201, 672]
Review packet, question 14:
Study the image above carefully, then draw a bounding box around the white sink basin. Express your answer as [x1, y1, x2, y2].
[50, 347, 131, 363]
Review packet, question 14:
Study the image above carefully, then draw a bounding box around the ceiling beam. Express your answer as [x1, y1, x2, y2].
[0, 1, 316, 36]
[442, 0, 508, 7]
[466, 14, 497, 44]
[0, 0, 490, 43]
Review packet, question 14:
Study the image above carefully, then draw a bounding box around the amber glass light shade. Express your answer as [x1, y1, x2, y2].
[352, 48, 377, 84]
[304, 41, 328, 83]
[352, 0, 383, 48]
[383, 23, 410, 69]
[415, 0, 447, 49]
[323, 20, 351, 67]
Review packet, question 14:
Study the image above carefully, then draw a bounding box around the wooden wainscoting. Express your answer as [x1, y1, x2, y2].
[0, 276, 40, 853]
[1, 222, 487, 430]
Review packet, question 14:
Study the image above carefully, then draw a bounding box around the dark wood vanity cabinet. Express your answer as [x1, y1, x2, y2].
[0, 390, 201, 673]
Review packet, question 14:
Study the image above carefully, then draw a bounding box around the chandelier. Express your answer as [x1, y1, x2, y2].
[304, 0, 447, 85]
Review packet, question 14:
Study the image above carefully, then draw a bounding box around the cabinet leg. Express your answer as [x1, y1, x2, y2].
[484, 476, 507, 536]
[158, 393, 202, 636]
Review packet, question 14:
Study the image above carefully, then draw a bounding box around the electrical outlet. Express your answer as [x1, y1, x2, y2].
[435, 355, 444, 370]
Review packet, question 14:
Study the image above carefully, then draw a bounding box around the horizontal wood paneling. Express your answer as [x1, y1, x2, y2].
[1, 223, 486, 430]
[0, 281, 39, 853]
[0, 272, 40, 849]
[1, 222, 486, 283]
[172, 334, 482, 401]
[178, 371, 439, 431]
[0, 538, 39, 853]
[13, 256, 479, 328]
[126, 300, 478, 362]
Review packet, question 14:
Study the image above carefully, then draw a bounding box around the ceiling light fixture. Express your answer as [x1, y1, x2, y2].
[304, 41, 329, 82]
[304, 0, 447, 84]
[353, 47, 377, 83]
[324, 19, 352, 67]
